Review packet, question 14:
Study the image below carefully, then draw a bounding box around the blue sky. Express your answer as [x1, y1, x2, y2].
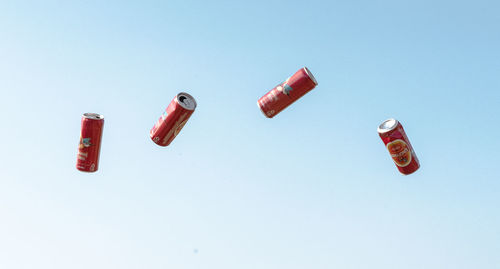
[0, 0, 499, 268]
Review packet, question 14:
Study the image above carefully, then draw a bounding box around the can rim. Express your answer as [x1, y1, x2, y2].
[176, 92, 197, 110]
[83, 113, 104, 120]
[377, 118, 399, 133]
[257, 100, 271, 118]
[303, 67, 318, 86]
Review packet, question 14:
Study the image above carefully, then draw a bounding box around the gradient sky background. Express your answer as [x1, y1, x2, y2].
[1, 0, 499, 268]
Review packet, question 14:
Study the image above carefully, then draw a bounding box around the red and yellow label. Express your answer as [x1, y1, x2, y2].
[386, 139, 412, 167]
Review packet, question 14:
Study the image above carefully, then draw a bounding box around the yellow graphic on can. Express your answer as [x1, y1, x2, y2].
[386, 139, 412, 167]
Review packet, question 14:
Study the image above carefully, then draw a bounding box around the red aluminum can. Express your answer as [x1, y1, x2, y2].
[76, 113, 104, 173]
[378, 118, 420, 175]
[150, 92, 197, 147]
[257, 67, 318, 118]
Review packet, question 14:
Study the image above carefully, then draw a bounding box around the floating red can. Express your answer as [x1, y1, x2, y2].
[377, 118, 420, 175]
[76, 113, 104, 173]
[257, 67, 318, 118]
[150, 92, 197, 147]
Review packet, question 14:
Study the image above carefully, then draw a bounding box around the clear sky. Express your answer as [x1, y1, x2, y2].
[1, 0, 499, 268]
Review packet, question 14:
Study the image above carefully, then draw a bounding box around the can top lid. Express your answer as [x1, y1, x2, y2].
[83, 113, 104, 120]
[176, 92, 197, 110]
[303, 67, 318, 86]
[377, 118, 398, 133]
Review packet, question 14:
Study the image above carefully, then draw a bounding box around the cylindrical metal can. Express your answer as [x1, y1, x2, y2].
[76, 113, 104, 173]
[150, 92, 197, 147]
[377, 118, 420, 175]
[257, 67, 318, 118]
